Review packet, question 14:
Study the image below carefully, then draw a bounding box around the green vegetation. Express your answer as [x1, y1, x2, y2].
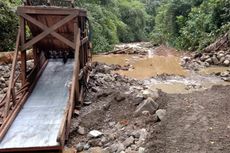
[0, 0, 229, 52]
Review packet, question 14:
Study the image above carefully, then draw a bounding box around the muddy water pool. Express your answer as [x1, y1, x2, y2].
[93, 53, 230, 94]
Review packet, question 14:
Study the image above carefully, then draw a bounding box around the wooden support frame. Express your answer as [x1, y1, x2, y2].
[0, 5, 91, 151]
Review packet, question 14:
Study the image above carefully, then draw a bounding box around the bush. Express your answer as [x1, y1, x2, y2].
[0, 1, 18, 51]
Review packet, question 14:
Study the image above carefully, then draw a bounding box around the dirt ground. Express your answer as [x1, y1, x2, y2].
[146, 85, 230, 153]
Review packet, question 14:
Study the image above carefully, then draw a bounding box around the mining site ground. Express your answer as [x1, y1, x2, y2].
[1, 42, 230, 153]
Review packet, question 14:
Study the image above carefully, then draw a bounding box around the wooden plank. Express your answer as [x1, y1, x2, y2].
[66, 25, 81, 138]
[81, 37, 88, 46]
[17, 6, 86, 15]
[20, 17, 27, 86]
[4, 29, 21, 118]
[21, 13, 77, 50]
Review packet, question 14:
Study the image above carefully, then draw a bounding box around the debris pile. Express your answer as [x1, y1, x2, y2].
[68, 62, 165, 153]
[0, 60, 34, 100]
[181, 33, 230, 70]
[101, 42, 154, 55]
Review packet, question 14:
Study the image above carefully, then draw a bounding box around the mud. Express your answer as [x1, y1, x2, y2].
[146, 85, 230, 153]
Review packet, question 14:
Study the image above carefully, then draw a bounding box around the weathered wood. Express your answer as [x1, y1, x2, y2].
[4, 29, 21, 118]
[21, 13, 77, 50]
[66, 26, 80, 138]
[17, 6, 86, 15]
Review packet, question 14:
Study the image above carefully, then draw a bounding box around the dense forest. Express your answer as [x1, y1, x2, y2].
[0, 0, 229, 52]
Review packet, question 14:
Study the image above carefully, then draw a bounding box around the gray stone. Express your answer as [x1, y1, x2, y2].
[138, 129, 148, 143]
[110, 143, 118, 152]
[123, 136, 134, 148]
[219, 57, 226, 64]
[134, 97, 158, 116]
[205, 58, 212, 64]
[88, 130, 103, 138]
[224, 60, 230, 66]
[142, 89, 159, 100]
[117, 142, 125, 152]
[76, 142, 84, 152]
[212, 56, 219, 65]
[131, 131, 141, 139]
[156, 109, 167, 121]
[220, 71, 229, 77]
[222, 77, 230, 82]
[84, 143, 90, 150]
[138, 147, 145, 153]
[87, 147, 108, 153]
[217, 53, 225, 59]
[78, 126, 86, 135]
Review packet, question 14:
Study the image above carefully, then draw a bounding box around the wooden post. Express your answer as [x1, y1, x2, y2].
[20, 17, 27, 85]
[4, 28, 21, 118]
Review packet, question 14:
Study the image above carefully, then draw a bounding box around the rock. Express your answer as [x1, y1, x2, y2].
[205, 58, 212, 64]
[88, 139, 102, 147]
[182, 56, 191, 62]
[109, 144, 118, 152]
[131, 131, 141, 139]
[84, 143, 90, 150]
[108, 121, 116, 127]
[219, 57, 226, 64]
[156, 109, 167, 121]
[117, 142, 125, 152]
[217, 53, 225, 59]
[123, 136, 134, 148]
[204, 62, 210, 67]
[134, 97, 158, 117]
[86, 147, 109, 153]
[78, 126, 86, 135]
[88, 130, 103, 138]
[223, 60, 230, 66]
[3, 88, 8, 93]
[76, 142, 84, 152]
[212, 56, 219, 65]
[114, 94, 126, 102]
[142, 89, 159, 100]
[84, 101, 92, 106]
[138, 147, 145, 153]
[138, 129, 148, 143]
[220, 71, 229, 77]
[222, 77, 230, 82]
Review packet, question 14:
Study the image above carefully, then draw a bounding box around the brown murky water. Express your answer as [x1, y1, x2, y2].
[199, 66, 230, 75]
[93, 52, 230, 94]
[93, 54, 188, 79]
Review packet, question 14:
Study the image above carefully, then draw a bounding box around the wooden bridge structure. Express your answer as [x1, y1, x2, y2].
[0, 0, 91, 152]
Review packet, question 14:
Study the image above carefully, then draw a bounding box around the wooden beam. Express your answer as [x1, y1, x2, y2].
[66, 25, 81, 138]
[17, 6, 85, 15]
[4, 28, 21, 118]
[21, 13, 77, 50]
[20, 17, 27, 85]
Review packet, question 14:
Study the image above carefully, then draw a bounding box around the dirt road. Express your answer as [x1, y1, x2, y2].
[146, 85, 230, 153]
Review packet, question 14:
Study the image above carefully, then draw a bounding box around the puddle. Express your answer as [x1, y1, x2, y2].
[93, 43, 230, 94]
[199, 66, 229, 75]
[145, 74, 230, 94]
[93, 54, 188, 79]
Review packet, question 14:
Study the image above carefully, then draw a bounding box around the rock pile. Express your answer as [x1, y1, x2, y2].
[0, 60, 34, 100]
[181, 49, 230, 70]
[214, 69, 230, 82]
[68, 62, 165, 153]
[181, 32, 230, 70]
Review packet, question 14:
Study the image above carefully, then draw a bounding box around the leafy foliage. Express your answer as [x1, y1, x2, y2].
[0, 0, 19, 51]
[152, 0, 230, 51]
[0, 0, 229, 52]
